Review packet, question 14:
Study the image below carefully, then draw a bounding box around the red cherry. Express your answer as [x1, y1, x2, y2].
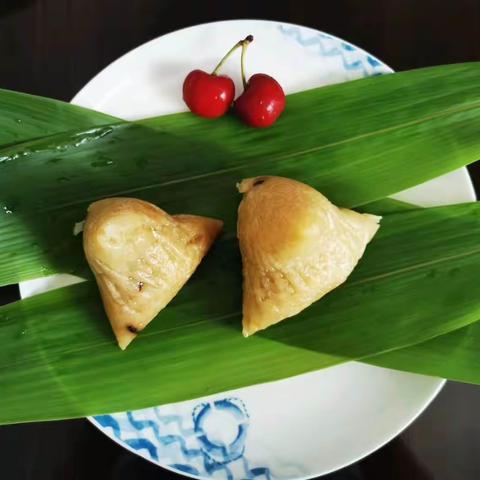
[182, 35, 253, 119]
[183, 70, 235, 118]
[235, 74, 286, 128]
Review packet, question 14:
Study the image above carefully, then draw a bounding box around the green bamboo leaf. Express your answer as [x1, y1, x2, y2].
[366, 322, 480, 383]
[1, 203, 480, 424]
[358, 198, 417, 215]
[0, 88, 115, 147]
[1, 64, 480, 286]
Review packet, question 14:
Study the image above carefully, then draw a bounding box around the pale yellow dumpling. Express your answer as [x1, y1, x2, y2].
[237, 176, 380, 336]
[83, 198, 222, 349]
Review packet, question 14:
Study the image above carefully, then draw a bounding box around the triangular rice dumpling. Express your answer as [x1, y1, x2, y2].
[83, 197, 223, 349]
[237, 176, 380, 336]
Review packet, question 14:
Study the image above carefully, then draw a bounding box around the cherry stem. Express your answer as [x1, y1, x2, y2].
[212, 35, 253, 76]
[240, 37, 252, 89]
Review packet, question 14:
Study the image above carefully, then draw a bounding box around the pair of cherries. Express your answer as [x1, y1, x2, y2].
[183, 35, 285, 128]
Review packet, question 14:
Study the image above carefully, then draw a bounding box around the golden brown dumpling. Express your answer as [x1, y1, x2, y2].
[83, 197, 223, 349]
[237, 176, 380, 336]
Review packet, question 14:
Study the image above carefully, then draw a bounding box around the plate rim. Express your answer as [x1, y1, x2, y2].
[27, 18, 473, 479]
[87, 378, 446, 480]
[71, 18, 392, 109]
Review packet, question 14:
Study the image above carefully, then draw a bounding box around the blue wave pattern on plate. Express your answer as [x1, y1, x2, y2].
[278, 24, 389, 78]
[93, 397, 274, 479]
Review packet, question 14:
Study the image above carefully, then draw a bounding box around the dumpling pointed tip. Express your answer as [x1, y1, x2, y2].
[116, 331, 136, 350]
[207, 218, 224, 238]
[237, 177, 269, 194]
[360, 213, 382, 243]
[173, 214, 223, 246]
[242, 321, 259, 337]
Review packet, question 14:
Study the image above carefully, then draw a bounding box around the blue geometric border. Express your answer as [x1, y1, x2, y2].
[278, 24, 391, 78]
[93, 397, 273, 480]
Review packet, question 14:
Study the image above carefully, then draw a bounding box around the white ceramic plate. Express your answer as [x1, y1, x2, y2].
[20, 20, 475, 480]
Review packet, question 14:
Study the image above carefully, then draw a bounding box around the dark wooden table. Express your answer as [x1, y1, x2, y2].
[1, 1, 479, 479]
